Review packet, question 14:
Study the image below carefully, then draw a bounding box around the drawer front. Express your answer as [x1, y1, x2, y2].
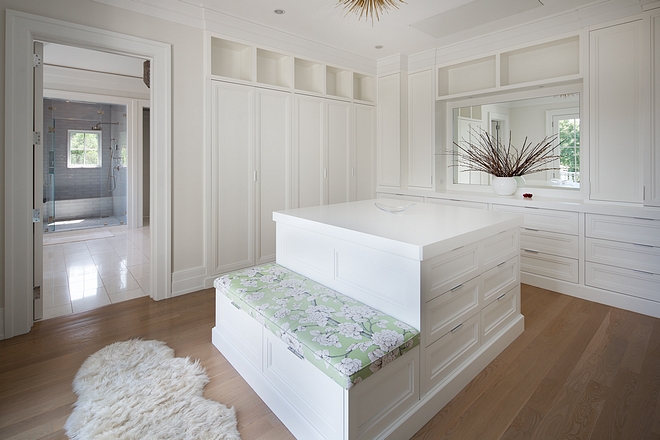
[586, 214, 660, 247]
[263, 332, 345, 440]
[482, 256, 519, 306]
[482, 228, 519, 271]
[586, 238, 660, 274]
[493, 204, 579, 235]
[424, 275, 480, 347]
[423, 242, 480, 302]
[422, 313, 480, 394]
[481, 285, 519, 344]
[425, 197, 489, 210]
[586, 262, 660, 303]
[521, 230, 579, 258]
[521, 251, 579, 283]
[216, 293, 263, 369]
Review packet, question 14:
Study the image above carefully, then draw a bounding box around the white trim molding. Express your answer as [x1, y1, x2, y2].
[4, 10, 172, 338]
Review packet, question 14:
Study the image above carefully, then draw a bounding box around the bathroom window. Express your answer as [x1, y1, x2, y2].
[68, 130, 101, 168]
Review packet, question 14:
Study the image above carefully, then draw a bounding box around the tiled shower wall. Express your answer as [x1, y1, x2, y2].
[43, 99, 127, 222]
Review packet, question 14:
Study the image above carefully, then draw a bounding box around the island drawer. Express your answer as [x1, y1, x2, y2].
[482, 228, 519, 271]
[481, 285, 519, 344]
[423, 241, 480, 302]
[482, 256, 519, 306]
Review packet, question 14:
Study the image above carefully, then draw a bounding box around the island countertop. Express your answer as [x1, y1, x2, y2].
[273, 198, 523, 261]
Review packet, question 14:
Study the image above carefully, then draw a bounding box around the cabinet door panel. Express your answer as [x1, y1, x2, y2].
[355, 104, 376, 201]
[327, 100, 352, 205]
[257, 89, 291, 264]
[408, 69, 434, 189]
[295, 95, 324, 208]
[377, 73, 401, 187]
[212, 82, 254, 272]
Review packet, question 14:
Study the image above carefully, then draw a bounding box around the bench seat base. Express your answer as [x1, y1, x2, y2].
[213, 289, 524, 439]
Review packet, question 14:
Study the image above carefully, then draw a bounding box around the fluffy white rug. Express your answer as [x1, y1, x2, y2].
[65, 339, 241, 439]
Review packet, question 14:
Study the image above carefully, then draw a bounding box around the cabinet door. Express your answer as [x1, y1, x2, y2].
[212, 81, 254, 272]
[649, 12, 660, 206]
[590, 20, 646, 203]
[408, 69, 434, 189]
[295, 95, 324, 208]
[377, 73, 401, 188]
[355, 104, 376, 201]
[327, 99, 352, 204]
[256, 88, 291, 264]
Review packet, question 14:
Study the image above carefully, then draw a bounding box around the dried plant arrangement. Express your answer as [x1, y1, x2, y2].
[451, 128, 561, 178]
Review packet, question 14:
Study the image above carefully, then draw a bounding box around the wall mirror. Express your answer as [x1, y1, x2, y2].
[451, 92, 580, 189]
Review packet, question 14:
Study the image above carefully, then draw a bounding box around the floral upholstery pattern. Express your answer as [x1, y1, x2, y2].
[214, 264, 419, 389]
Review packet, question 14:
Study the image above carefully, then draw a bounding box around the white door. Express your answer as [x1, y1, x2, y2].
[354, 104, 376, 201]
[256, 88, 291, 264]
[33, 41, 44, 321]
[326, 100, 352, 205]
[408, 69, 434, 189]
[295, 95, 324, 208]
[212, 81, 254, 273]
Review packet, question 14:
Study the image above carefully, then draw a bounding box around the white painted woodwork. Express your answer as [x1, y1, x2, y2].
[492, 204, 579, 235]
[377, 74, 402, 187]
[256, 48, 291, 88]
[586, 213, 660, 247]
[586, 238, 660, 275]
[408, 69, 434, 189]
[437, 56, 496, 98]
[650, 11, 660, 206]
[295, 95, 324, 208]
[586, 262, 660, 302]
[216, 292, 262, 369]
[210, 37, 252, 81]
[500, 36, 580, 86]
[481, 285, 519, 344]
[521, 251, 579, 283]
[327, 100, 353, 205]
[426, 197, 488, 210]
[212, 82, 255, 272]
[521, 230, 580, 259]
[354, 104, 376, 201]
[256, 88, 291, 264]
[589, 19, 646, 203]
[482, 257, 519, 305]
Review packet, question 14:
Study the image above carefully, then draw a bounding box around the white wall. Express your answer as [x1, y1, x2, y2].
[0, 0, 206, 310]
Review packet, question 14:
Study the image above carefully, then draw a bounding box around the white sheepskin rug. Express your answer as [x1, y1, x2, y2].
[64, 339, 241, 439]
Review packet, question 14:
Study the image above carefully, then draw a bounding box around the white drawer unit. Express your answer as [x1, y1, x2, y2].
[521, 230, 579, 259]
[586, 214, 660, 247]
[482, 228, 519, 270]
[482, 256, 519, 305]
[586, 262, 660, 303]
[215, 293, 263, 369]
[586, 238, 660, 274]
[492, 205, 579, 235]
[423, 241, 481, 302]
[481, 285, 520, 344]
[521, 250, 579, 283]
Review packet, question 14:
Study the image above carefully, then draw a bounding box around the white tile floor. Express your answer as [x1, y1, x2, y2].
[42, 224, 151, 320]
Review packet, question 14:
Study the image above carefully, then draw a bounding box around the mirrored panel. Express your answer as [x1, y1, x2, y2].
[452, 93, 580, 189]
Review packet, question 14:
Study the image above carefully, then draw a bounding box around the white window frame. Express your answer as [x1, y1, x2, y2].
[67, 129, 102, 168]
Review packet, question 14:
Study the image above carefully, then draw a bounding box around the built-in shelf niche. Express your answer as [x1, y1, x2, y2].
[257, 48, 292, 88]
[354, 73, 375, 103]
[211, 37, 252, 81]
[295, 58, 324, 94]
[326, 66, 352, 99]
[501, 36, 580, 86]
[437, 55, 496, 97]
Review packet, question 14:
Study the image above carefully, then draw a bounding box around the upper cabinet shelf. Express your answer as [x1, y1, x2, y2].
[209, 35, 375, 103]
[437, 35, 581, 100]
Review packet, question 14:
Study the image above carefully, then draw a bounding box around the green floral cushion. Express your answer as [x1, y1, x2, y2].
[214, 263, 419, 390]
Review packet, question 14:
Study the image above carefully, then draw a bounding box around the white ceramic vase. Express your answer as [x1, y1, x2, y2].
[491, 176, 517, 195]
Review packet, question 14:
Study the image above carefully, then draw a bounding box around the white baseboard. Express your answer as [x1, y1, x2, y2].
[0, 308, 5, 340]
[171, 266, 207, 297]
[521, 272, 660, 318]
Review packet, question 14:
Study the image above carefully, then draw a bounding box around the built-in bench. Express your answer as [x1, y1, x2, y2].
[212, 263, 421, 439]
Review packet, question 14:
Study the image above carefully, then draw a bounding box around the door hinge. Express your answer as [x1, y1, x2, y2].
[33, 286, 41, 300]
[32, 208, 41, 223]
[33, 131, 41, 145]
[33, 53, 42, 68]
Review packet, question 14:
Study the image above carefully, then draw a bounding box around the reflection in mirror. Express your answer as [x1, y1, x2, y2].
[452, 93, 579, 189]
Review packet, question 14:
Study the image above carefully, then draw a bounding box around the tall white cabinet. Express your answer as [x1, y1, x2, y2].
[589, 19, 647, 203]
[649, 10, 660, 206]
[211, 81, 291, 273]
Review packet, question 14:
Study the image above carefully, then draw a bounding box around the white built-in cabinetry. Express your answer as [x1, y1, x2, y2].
[377, 73, 402, 188]
[589, 19, 647, 203]
[649, 10, 660, 206]
[408, 69, 435, 189]
[207, 34, 376, 278]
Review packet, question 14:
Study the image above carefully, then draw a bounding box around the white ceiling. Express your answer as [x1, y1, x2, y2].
[182, 0, 607, 60]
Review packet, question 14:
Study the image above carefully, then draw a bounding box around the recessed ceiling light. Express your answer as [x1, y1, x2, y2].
[274, 9, 285, 14]
[374, 45, 383, 49]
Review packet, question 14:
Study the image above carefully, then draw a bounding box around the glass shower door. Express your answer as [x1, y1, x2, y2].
[43, 99, 56, 232]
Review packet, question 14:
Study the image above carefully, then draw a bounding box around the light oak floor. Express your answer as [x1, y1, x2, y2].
[1, 284, 659, 439]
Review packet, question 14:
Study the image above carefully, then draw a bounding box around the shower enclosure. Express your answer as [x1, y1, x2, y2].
[43, 98, 128, 232]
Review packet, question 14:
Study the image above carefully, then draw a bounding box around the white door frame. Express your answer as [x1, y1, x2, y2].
[4, 10, 172, 338]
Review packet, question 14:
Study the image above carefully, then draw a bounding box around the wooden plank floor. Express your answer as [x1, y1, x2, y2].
[1, 284, 659, 439]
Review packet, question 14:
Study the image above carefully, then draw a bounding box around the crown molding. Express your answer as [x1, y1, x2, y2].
[92, 0, 204, 28]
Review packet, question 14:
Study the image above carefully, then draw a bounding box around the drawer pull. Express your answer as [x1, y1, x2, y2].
[497, 261, 507, 267]
[524, 227, 539, 232]
[287, 346, 305, 360]
[632, 269, 654, 276]
[525, 207, 540, 209]
[633, 242, 655, 248]
[523, 249, 539, 254]
[450, 284, 463, 292]
[497, 293, 507, 301]
[230, 301, 241, 310]
[450, 323, 463, 333]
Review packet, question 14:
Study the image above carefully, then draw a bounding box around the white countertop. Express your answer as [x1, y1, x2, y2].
[273, 199, 523, 260]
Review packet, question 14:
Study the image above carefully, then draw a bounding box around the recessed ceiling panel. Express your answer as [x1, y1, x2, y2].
[411, 0, 542, 39]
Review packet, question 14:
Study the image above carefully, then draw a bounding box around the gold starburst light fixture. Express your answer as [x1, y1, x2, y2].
[338, 0, 407, 23]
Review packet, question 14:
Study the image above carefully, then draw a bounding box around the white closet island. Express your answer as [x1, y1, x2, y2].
[268, 199, 525, 438]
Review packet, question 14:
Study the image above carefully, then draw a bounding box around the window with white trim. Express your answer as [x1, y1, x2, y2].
[68, 130, 101, 168]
